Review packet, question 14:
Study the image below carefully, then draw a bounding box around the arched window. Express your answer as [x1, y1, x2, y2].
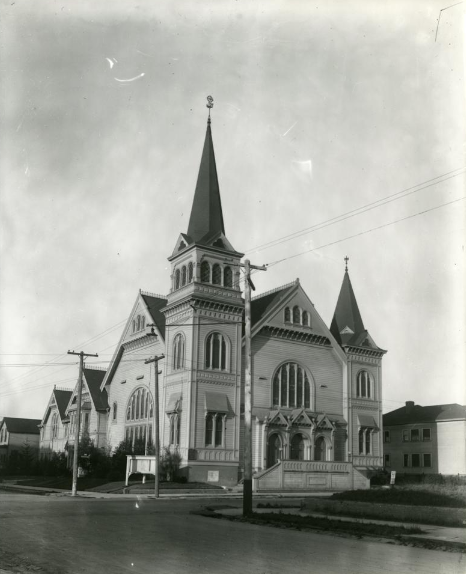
[125, 387, 154, 453]
[205, 332, 228, 370]
[201, 261, 210, 283]
[140, 316, 145, 330]
[272, 363, 312, 409]
[302, 311, 310, 327]
[173, 333, 185, 370]
[188, 262, 194, 283]
[136, 315, 141, 331]
[181, 266, 187, 286]
[112, 402, 117, 421]
[205, 413, 225, 447]
[175, 269, 181, 290]
[132, 320, 136, 333]
[357, 370, 372, 398]
[169, 413, 181, 446]
[224, 266, 233, 288]
[293, 306, 301, 324]
[284, 307, 291, 322]
[212, 263, 222, 285]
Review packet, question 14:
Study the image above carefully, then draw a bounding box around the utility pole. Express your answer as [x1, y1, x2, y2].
[67, 350, 98, 497]
[240, 259, 266, 516]
[145, 354, 164, 498]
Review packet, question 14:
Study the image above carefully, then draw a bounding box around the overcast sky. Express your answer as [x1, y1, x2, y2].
[1, 0, 464, 420]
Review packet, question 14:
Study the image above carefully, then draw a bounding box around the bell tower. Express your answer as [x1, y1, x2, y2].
[162, 98, 244, 485]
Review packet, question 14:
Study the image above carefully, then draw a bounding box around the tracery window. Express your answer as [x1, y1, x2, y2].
[173, 333, 185, 370]
[125, 387, 154, 451]
[224, 266, 232, 287]
[205, 332, 228, 370]
[201, 261, 210, 283]
[357, 370, 372, 398]
[272, 363, 312, 409]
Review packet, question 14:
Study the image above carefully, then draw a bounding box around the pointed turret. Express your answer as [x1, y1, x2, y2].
[187, 117, 226, 245]
[330, 257, 382, 350]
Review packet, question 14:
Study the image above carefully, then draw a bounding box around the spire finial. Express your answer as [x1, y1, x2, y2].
[206, 95, 214, 124]
[344, 256, 349, 272]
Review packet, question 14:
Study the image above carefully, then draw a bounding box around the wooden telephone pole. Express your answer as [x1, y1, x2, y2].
[67, 350, 98, 497]
[145, 354, 164, 498]
[241, 259, 266, 516]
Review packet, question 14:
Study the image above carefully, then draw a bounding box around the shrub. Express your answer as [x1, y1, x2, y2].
[160, 447, 182, 482]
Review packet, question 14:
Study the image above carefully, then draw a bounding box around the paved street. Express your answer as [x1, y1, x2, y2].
[0, 493, 464, 574]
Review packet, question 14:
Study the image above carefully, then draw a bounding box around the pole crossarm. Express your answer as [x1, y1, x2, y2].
[144, 354, 165, 498]
[67, 350, 98, 497]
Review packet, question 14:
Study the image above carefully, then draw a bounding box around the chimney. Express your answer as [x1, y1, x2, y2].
[406, 401, 415, 414]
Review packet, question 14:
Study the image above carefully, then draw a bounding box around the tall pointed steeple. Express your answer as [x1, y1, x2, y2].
[187, 112, 225, 245]
[330, 267, 365, 346]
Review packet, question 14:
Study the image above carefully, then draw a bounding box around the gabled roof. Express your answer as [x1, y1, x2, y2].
[384, 403, 466, 426]
[140, 293, 167, 339]
[187, 119, 225, 244]
[251, 282, 297, 329]
[2, 417, 40, 434]
[83, 368, 109, 412]
[54, 389, 73, 421]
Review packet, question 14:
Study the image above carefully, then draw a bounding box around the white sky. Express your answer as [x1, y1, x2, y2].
[0, 0, 464, 419]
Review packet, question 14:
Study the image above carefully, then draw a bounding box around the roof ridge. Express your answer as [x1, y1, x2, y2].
[252, 280, 297, 302]
[54, 387, 73, 392]
[83, 365, 107, 372]
[140, 289, 167, 300]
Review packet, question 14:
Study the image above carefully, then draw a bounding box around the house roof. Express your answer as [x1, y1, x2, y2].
[2, 417, 41, 434]
[54, 389, 73, 421]
[83, 368, 109, 412]
[383, 402, 466, 426]
[141, 293, 167, 339]
[186, 119, 232, 249]
[251, 282, 296, 329]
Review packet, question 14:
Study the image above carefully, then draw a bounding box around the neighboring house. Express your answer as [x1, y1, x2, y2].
[100, 113, 386, 490]
[65, 367, 109, 453]
[39, 387, 73, 458]
[383, 401, 466, 475]
[0, 417, 41, 465]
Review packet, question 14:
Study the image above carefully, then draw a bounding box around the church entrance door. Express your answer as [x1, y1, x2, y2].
[314, 436, 326, 461]
[290, 433, 305, 460]
[267, 433, 281, 468]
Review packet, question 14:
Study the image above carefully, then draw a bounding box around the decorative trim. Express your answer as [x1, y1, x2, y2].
[344, 345, 386, 358]
[258, 326, 331, 347]
[252, 281, 296, 302]
[136, 375, 144, 380]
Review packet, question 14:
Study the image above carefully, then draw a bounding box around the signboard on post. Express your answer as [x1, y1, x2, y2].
[390, 471, 396, 485]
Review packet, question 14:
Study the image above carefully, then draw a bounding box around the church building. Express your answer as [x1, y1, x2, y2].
[100, 107, 386, 490]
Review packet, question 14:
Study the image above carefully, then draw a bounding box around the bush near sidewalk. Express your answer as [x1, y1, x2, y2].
[332, 486, 466, 508]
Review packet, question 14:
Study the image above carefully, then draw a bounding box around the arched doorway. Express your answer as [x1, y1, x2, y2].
[267, 433, 281, 468]
[290, 433, 305, 460]
[314, 436, 326, 461]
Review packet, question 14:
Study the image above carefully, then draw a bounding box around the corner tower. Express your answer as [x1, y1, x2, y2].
[331, 257, 386, 486]
[162, 101, 244, 485]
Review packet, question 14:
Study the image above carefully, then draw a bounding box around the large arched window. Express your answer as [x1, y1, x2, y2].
[357, 370, 372, 398]
[224, 266, 232, 287]
[201, 261, 210, 283]
[272, 363, 312, 409]
[125, 387, 153, 452]
[205, 332, 228, 370]
[173, 333, 185, 370]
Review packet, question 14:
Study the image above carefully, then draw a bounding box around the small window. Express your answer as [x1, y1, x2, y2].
[112, 402, 118, 421]
[384, 454, 391, 467]
[384, 430, 390, 443]
[292, 305, 300, 324]
[411, 453, 420, 467]
[403, 454, 409, 467]
[357, 370, 372, 398]
[175, 269, 181, 290]
[402, 429, 409, 442]
[411, 429, 420, 442]
[224, 266, 232, 288]
[302, 311, 310, 327]
[201, 261, 210, 283]
[188, 262, 194, 283]
[212, 263, 222, 285]
[422, 428, 431, 441]
[284, 307, 291, 322]
[423, 453, 432, 467]
[181, 266, 187, 286]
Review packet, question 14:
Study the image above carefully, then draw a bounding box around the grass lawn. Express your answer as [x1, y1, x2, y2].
[332, 486, 466, 508]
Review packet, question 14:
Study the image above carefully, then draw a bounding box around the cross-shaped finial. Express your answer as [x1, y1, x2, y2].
[206, 95, 214, 123]
[344, 256, 349, 272]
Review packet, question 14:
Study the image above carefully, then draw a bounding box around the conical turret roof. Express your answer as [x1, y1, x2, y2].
[187, 119, 225, 244]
